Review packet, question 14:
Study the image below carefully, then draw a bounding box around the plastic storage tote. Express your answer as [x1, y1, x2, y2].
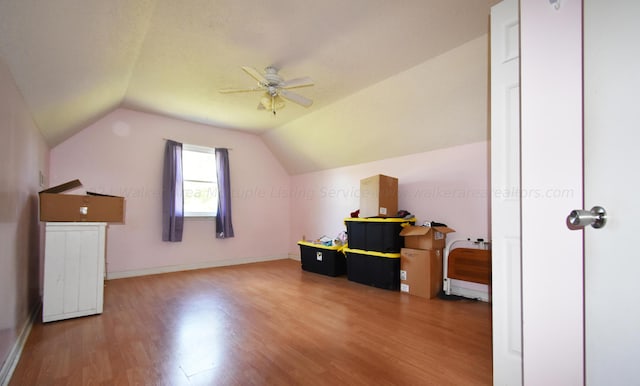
[344, 247, 401, 290]
[298, 241, 346, 277]
[344, 217, 414, 253]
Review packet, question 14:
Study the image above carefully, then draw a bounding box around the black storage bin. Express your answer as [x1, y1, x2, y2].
[344, 247, 400, 290]
[298, 241, 346, 277]
[344, 218, 414, 253]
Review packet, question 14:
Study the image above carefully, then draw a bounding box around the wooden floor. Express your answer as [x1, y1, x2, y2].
[10, 259, 492, 385]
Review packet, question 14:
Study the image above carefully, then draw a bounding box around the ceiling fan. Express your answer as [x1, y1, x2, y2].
[219, 66, 314, 115]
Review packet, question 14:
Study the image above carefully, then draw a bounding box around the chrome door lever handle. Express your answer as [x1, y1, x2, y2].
[567, 206, 607, 229]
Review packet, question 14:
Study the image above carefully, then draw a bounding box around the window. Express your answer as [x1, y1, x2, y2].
[182, 144, 218, 217]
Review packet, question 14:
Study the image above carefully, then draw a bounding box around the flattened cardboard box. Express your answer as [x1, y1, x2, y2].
[399, 225, 455, 250]
[39, 179, 125, 222]
[400, 248, 443, 299]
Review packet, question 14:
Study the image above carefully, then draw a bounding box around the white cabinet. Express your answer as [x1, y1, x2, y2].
[43, 222, 106, 322]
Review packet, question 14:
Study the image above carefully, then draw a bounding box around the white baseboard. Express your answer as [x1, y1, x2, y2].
[1, 302, 39, 386]
[288, 253, 300, 261]
[107, 255, 291, 280]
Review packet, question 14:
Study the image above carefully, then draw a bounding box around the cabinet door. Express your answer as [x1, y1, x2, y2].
[43, 223, 105, 322]
[43, 229, 67, 317]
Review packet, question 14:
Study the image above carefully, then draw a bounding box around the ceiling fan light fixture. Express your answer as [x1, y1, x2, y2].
[220, 66, 314, 113]
[260, 95, 285, 113]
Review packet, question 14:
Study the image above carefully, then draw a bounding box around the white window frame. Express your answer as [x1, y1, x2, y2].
[182, 143, 218, 218]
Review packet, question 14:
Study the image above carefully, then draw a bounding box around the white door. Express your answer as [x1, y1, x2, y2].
[519, 1, 585, 384]
[493, 0, 585, 383]
[515, 0, 640, 384]
[490, 0, 522, 384]
[584, 1, 640, 384]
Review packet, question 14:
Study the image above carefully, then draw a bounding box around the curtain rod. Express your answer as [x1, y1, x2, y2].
[162, 137, 232, 150]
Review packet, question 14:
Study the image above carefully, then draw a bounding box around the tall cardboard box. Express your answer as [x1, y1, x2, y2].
[400, 248, 443, 299]
[359, 174, 398, 218]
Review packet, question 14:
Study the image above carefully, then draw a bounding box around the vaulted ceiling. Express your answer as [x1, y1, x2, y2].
[0, 0, 495, 174]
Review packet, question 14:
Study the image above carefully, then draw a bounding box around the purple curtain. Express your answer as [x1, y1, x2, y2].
[162, 140, 184, 241]
[215, 148, 234, 238]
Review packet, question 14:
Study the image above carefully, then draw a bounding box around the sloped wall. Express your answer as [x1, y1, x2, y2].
[263, 35, 489, 175]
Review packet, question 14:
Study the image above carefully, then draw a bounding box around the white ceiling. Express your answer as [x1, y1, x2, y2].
[0, 0, 494, 174]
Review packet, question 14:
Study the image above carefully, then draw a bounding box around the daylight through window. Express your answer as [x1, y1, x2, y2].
[182, 144, 218, 217]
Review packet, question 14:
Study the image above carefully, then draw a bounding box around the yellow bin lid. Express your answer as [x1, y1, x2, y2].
[298, 241, 343, 251]
[343, 247, 401, 259]
[344, 217, 416, 223]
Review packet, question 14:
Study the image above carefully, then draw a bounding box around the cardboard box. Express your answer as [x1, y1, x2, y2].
[39, 179, 125, 222]
[359, 174, 398, 218]
[399, 225, 455, 250]
[400, 248, 443, 299]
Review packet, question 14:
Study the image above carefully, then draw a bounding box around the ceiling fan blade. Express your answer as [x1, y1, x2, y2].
[279, 89, 313, 107]
[280, 76, 314, 89]
[241, 66, 268, 84]
[219, 87, 264, 93]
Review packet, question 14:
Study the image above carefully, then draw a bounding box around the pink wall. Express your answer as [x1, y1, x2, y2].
[49, 107, 489, 279]
[0, 57, 49, 376]
[289, 141, 490, 254]
[50, 108, 291, 277]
